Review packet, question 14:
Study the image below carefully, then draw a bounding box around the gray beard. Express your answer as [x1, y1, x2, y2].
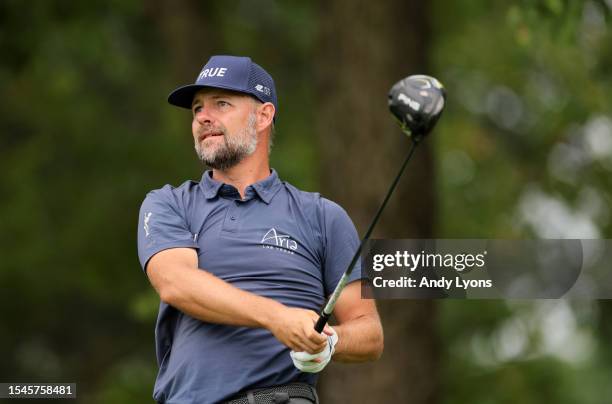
[195, 113, 258, 170]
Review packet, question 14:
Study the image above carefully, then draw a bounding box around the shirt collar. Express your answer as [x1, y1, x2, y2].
[251, 169, 282, 204]
[200, 169, 282, 204]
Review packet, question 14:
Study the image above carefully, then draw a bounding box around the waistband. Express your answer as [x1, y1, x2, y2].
[225, 382, 318, 404]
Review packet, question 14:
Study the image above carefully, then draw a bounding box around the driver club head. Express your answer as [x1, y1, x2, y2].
[388, 75, 446, 141]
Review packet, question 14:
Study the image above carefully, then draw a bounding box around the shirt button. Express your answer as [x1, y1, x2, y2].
[230, 216, 236, 221]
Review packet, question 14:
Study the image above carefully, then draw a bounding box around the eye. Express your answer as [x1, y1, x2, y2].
[192, 105, 202, 114]
[217, 100, 230, 108]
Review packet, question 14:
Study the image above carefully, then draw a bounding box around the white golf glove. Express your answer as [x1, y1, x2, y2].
[290, 327, 338, 373]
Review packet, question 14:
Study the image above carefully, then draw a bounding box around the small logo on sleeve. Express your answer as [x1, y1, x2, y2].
[261, 228, 297, 253]
[143, 212, 152, 237]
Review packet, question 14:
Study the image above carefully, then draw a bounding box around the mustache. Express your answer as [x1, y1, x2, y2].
[197, 126, 226, 141]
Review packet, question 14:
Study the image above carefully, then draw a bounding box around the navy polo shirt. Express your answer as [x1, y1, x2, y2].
[137, 169, 362, 404]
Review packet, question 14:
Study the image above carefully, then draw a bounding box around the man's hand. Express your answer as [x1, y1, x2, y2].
[266, 307, 332, 353]
[290, 327, 338, 373]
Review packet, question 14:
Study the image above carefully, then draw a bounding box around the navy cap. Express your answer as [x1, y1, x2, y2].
[168, 55, 277, 116]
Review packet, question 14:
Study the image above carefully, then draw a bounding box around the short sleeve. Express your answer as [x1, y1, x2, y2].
[137, 186, 198, 273]
[320, 198, 363, 296]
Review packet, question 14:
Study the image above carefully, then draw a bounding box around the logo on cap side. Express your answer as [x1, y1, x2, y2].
[255, 84, 271, 96]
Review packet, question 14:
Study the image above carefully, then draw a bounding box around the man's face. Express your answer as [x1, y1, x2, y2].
[191, 89, 259, 170]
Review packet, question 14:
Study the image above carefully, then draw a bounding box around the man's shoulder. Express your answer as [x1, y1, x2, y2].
[280, 181, 348, 217]
[146, 179, 199, 196]
[142, 179, 201, 208]
[281, 181, 321, 203]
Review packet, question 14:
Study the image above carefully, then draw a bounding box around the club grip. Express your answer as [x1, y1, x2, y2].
[314, 312, 331, 333]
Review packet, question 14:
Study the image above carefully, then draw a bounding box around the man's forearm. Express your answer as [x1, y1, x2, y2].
[332, 313, 384, 362]
[156, 264, 282, 329]
[147, 248, 356, 354]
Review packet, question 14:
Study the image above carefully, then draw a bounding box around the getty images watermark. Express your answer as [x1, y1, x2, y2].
[372, 249, 489, 289]
[361, 239, 612, 299]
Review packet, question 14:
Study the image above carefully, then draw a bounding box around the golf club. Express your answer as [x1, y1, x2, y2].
[314, 74, 446, 333]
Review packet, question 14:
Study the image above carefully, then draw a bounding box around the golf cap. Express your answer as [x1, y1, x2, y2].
[167, 55, 278, 117]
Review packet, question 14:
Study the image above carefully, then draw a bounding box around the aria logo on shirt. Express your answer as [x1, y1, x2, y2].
[261, 228, 298, 254]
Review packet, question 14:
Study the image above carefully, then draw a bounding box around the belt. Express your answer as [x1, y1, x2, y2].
[226, 382, 317, 404]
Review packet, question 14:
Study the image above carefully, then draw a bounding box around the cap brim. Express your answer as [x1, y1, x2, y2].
[168, 83, 263, 109]
[167, 84, 206, 109]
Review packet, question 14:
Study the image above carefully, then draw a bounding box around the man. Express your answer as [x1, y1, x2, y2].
[137, 55, 383, 404]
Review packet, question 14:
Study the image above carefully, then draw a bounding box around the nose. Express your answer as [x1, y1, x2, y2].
[194, 106, 213, 126]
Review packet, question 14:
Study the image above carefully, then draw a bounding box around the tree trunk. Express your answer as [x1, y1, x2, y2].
[315, 1, 439, 403]
[145, 0, 220, 81]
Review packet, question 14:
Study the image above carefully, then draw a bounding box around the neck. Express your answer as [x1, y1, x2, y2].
[211, 152, 270, 198]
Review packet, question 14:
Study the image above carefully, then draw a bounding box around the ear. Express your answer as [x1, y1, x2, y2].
[256, 102, 275, 132]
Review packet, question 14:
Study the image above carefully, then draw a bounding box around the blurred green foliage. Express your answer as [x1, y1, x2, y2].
[1, 1, 611, 403]
[432, 1, 612, 403]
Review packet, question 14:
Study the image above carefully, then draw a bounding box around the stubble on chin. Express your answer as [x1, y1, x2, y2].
[194, 112, 258, 170]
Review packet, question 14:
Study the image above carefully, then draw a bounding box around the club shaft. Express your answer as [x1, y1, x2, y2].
[314, 140, 419, 333]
